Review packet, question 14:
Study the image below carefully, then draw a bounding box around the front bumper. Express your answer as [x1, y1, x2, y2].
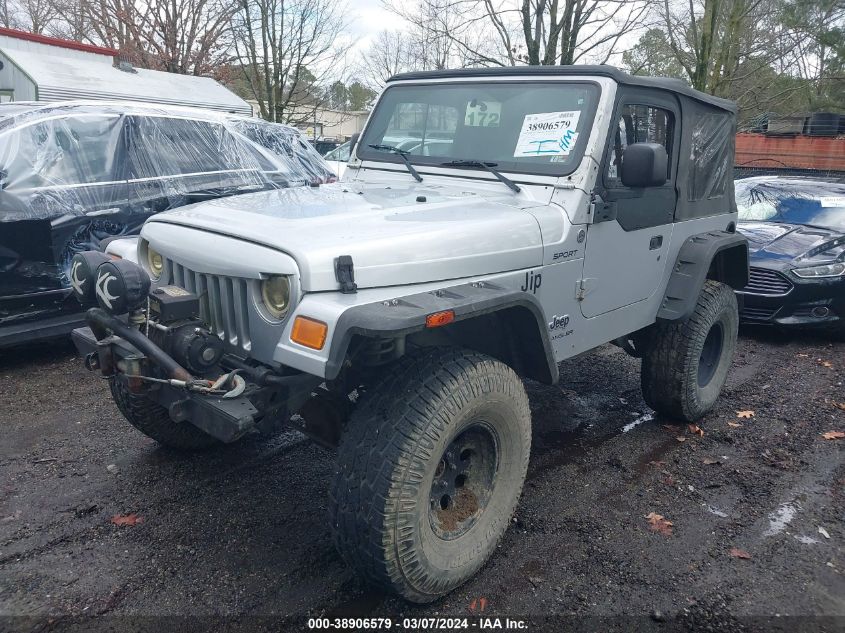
[72, 325, 320, 443]
[737, 270, 845, 329]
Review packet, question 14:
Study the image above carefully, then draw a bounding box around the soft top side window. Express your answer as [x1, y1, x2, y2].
[687, 112, 732, 201]
[606, 104, 673, 186]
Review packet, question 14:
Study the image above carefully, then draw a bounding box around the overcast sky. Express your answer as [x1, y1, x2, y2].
[347, 0, 407, 53]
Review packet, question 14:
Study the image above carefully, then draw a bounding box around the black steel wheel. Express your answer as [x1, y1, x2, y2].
[329, 348, 531, 603]
[641, 280, 738, 422]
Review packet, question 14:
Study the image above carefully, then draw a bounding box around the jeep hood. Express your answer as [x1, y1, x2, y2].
[145, 183, 546, 291]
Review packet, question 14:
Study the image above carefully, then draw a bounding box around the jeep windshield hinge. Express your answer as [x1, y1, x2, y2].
[589, 192, 617, 223]
[334, 255, 358, 294]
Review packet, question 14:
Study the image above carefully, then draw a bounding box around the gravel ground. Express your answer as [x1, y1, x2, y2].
[0, 328, 843, 632]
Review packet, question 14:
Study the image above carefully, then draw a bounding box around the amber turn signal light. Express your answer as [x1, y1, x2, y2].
[291, 316, 328, 350]
[425, 310, 455, 328]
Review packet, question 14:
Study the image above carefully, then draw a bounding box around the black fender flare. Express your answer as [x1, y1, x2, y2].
[324, 281, 558, 383]
[657, 230, 749, 321]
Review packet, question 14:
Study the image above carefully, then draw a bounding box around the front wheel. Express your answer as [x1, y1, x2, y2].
[329, 348, 531, 603]
[641, 280, 738, 422]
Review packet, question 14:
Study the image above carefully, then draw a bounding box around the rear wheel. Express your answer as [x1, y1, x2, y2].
[329, 348, 531, 603]
[109, 376, 220, 451]
[641, 280, 738, 422]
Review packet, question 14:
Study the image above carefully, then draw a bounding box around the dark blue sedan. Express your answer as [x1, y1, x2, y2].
[735, 176, 845, 333]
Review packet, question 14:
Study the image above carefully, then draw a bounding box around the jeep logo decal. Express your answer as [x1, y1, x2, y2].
[549, 314, 570, 330]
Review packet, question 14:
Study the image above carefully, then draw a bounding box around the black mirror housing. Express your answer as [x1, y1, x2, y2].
[621, 142, 668, 188]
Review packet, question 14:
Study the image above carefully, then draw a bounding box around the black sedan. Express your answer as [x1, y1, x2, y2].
[735, 176, 845, 333]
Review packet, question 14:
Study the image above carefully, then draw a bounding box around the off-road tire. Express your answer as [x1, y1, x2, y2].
[109, 376, 220, 451]
[641, 280, 738, 422]
[329, 348, 531, 603]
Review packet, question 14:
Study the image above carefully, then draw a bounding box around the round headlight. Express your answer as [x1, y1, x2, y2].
[261, 275, 291, 319]
[146, 244, 164, 280]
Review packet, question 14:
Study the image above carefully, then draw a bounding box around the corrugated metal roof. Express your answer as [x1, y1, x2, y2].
[0, 27, 119, 56]
[2, 48, 251, 116]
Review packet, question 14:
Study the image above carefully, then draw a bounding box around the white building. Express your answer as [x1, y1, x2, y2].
[246, 100, 370, 140]
[0, 27, 251, 115]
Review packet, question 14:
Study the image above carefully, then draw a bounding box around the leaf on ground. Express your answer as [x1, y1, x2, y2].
[736, 410, 755, 419]
[110, 513, 143, 527]
[833, 402, 845, 412]
[645, 512, 674, 536]
[469, 597, 488, 613]
[676, 436, 687, 442]
[796, 353, 809, 358]
[819, 359, 834, 368]
[703, 457, 721, 465]
[688, 424, 704, 437]
[730, 547, 752, 559]
[821, 430, 845, 440]
[728, 421, 743, 428]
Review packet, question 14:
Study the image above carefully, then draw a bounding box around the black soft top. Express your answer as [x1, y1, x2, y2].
[389, 65, 736, 113]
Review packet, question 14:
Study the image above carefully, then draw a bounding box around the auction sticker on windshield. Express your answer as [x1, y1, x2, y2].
[819, 196, 845, 207]
[514, 111, 580, 157]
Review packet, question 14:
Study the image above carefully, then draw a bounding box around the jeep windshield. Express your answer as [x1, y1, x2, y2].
[358, 81, 599, 177]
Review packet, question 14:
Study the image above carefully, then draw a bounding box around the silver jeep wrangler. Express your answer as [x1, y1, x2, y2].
[70, 66, 748, 603]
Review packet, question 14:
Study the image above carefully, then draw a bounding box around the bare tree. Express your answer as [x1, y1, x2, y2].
[0, 0, 18, 27]
[2, 0, 61, 33]
[47, 0, 236, 75]
[779, 0, 845, 100]
[231, 0, 351, 124]
[361, 30, 415, 88]
[388, 0, 651, 67]
[360, 19, 465, 90]
[657, 0, 793, 96]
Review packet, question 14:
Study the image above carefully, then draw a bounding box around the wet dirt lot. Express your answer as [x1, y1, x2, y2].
[0, 329, 843, 632]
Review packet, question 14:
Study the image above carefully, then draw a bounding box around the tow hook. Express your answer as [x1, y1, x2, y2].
[128, 370, 248, 398]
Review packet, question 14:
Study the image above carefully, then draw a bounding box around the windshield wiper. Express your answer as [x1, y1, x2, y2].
[368, 144, 423, 182]
[440, 160, 521, 193]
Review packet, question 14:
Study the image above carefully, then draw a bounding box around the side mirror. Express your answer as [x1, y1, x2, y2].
[620, 142, 668, 188]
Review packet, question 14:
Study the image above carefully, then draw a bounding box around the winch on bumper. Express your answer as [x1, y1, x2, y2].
[68, 251, 319, 443]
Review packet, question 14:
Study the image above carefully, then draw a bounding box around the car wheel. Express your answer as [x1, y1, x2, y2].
[641, 280, 738, 422]
[329, 347, 531, 603]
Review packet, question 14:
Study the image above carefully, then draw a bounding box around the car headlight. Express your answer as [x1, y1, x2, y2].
[144, 242, 164, 280]
[261, 275, 291, 319]
[791, 262, 845, 279]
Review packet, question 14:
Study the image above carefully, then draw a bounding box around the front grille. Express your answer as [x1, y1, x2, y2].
[742, 267, 793, 296]
[166, 260, 252, 353]
[741, 306, 779, 321]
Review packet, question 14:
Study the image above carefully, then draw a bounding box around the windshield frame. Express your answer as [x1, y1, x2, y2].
[356, 79, 602, 178]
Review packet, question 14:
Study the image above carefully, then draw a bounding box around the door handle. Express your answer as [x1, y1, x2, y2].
[649, 235, 663, 250]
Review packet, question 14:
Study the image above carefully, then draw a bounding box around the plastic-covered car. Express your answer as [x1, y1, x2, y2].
[324, 141, 351, 179]
[0, 101, 333, 348]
